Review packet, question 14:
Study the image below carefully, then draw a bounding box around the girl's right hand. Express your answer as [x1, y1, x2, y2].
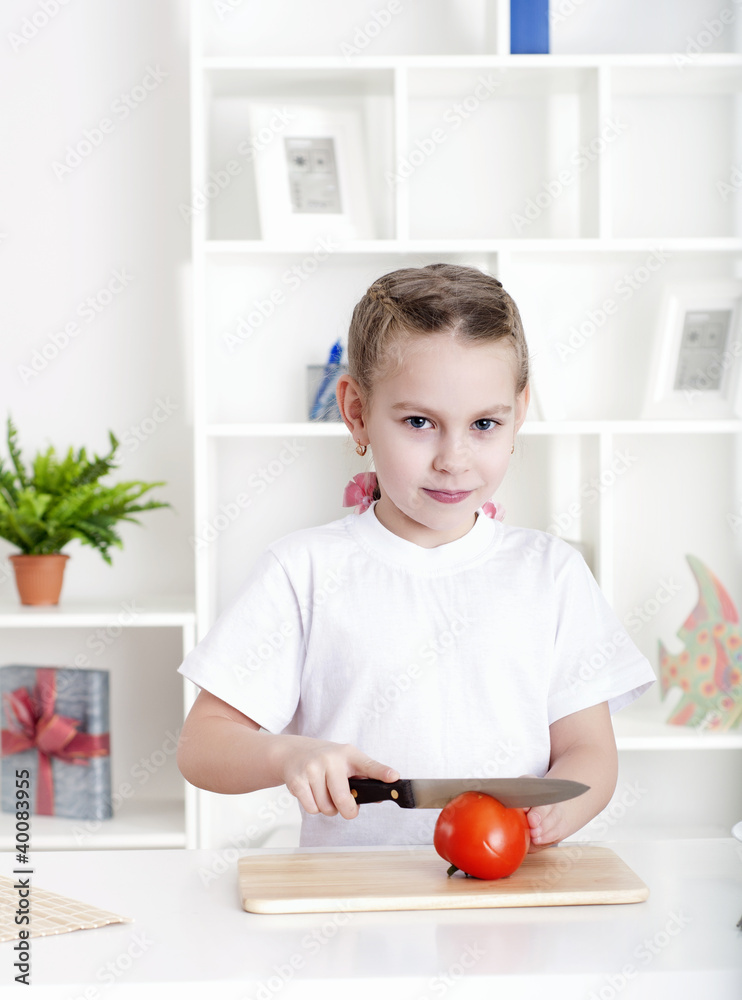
[278, 736, 399, 820]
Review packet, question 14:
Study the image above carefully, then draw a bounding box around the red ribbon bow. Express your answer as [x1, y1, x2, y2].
[1, 669, 110, 815]
[342, 472, 378, 513]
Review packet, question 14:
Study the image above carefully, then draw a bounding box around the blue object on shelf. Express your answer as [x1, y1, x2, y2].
[310, 339, 345, 421]
[510, 0, 549, 54]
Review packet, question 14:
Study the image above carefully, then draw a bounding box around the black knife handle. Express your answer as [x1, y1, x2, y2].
[348, 777, 415, 808]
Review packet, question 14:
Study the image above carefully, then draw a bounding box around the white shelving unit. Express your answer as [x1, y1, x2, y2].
[0, 599, 195, 850]
[186, 0, 742, 848]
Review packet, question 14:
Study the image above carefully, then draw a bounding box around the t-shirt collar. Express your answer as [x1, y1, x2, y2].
[349, 499, 499, 572]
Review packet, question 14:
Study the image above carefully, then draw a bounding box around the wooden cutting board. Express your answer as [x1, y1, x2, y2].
[238, 845, 649, 914]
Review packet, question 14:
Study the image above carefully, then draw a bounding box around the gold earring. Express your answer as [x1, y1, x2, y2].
[356, 440, 367, 457]
[511, 442, 515, 455]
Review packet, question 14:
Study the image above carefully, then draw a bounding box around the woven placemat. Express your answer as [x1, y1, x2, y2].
[0, 875, 131, 941]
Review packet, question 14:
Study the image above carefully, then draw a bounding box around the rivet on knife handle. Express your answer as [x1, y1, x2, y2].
[348, 777, 415, 808]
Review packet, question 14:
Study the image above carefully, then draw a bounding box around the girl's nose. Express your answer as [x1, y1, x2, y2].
[432, 436, 471, 475]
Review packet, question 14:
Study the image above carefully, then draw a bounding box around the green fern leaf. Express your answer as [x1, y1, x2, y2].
[0, 416, 171, 558]
[6, 416, 29, 489]
[70, 431, 120, 488]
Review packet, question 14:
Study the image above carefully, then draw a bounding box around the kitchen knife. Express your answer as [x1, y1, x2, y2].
[348, 777, 589, 809]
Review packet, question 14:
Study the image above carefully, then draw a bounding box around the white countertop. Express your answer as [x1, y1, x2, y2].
[1, 839, 740, 999]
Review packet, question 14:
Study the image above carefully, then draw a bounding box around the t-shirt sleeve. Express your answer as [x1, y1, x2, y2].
[177, 548, 305, 734]
[547, 545, 656, 725]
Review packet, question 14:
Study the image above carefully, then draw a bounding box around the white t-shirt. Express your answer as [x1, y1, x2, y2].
[178, 501, 656, 847]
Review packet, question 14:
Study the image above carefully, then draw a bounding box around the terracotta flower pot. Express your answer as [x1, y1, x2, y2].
[9, 553, 70, 606]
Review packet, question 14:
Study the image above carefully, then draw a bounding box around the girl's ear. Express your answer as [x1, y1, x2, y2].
[336, 374, 368, 439]
[514, 383, 530, 434]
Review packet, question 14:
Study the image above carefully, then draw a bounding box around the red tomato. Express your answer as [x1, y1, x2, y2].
[433, 791, 531, 880]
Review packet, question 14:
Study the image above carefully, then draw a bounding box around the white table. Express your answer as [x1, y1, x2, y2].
[0, 839, 740, 999]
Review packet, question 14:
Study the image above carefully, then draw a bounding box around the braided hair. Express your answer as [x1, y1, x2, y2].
[347, 264, 530, 501]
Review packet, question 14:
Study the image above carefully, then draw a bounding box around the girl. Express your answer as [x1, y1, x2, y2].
[177, 263, 655, 850]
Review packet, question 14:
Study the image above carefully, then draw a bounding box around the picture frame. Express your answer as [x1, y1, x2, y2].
[247, 102, 375, 242]
[642, 282, 742, 420]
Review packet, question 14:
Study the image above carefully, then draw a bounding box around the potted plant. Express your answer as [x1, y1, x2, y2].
[0, 415, 171, 606]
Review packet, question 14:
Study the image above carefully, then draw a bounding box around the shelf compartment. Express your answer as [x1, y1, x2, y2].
[609, 65, 742, 239]
[406, 66, 600, 239]
[503, 249, 742, 421]
[200, 66, 395, 241]
[202, 250, 500, 424]
[0, 628, 187, 846]
[610, 433, 742, 715]
[197, 0, 742, 61]
[585, 747, 742, 841]
[550, 0, 741, 56]
[197, 0, 500, 60]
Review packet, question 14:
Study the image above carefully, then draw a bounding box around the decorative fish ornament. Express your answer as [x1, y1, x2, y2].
[659, 555, 742, 731]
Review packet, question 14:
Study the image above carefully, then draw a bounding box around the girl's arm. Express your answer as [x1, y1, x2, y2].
[177, 689, 399, 820]
[524, 701, 618, 851]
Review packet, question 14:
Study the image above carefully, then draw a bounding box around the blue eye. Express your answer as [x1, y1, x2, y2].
[405, 416, 502, 431]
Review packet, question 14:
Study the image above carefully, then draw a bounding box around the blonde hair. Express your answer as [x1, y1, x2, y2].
[349, 262, 529, 403]
[347, 263, 529, 500]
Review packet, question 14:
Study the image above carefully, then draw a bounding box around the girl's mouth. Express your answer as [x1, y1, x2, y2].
[422, 489, 473, 504]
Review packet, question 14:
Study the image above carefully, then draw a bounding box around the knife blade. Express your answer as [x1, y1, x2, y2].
[348, 777, 589, 809]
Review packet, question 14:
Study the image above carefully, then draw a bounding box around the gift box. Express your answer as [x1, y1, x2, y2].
[1, 666, 112, 821]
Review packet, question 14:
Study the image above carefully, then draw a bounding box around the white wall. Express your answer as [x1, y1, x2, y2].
[0, 0, 193, 604]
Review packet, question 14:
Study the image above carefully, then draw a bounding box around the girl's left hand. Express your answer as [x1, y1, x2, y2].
[518, 774, 565, 853]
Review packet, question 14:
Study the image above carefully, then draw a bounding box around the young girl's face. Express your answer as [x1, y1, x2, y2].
[361, 333, 529, 547]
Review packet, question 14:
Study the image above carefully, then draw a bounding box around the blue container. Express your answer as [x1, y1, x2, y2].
[511, 0, 549, 54]
[307, 363, 348, 422]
